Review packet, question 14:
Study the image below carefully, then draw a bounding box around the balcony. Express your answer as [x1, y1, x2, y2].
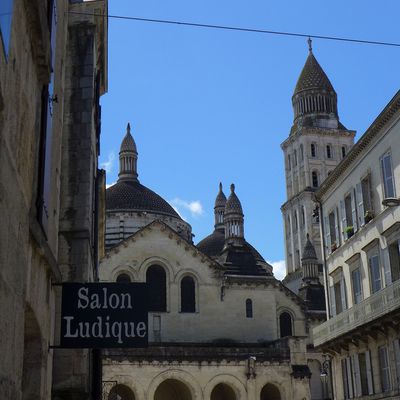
[314, 278, 400, 347]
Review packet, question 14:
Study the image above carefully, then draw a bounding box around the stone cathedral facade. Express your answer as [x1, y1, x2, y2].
[99, 113, 326, 399]
[281, 42, 355, 294]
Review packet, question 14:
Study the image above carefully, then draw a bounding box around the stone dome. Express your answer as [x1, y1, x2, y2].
[301, 234, 317, 261]
[215, 182, 227, 208]
[106, 180, 180, 218]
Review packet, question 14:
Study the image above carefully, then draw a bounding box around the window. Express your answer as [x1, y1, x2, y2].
[342, 357, 354, 399]
[301, 207, 305, 225]
[326, 144, 332, 159]
[394, 339, 400, 390]
[388, 239, 400, 282]
[36, 0, 57, 234]
[330, 275, 347, 316]
[328, 208, 340, 249]
[245, 299, 253, 318]
[294, 150, 297, 166]
[343, 191, 357, 238]
[312, 171, 319, 188]
[359, 351, 374, 395]
[181, 276, 195, 313]
[116, 273, 131, 283]
[300, 144, 304, 161]
[311, 143, 316, 157]
[379, 346, 391, 392]
[368, 252, 382, 293]
[0, 0, 13, 57]
[341, 146, 346, 159]
[351, 268, 363, 304]
[381, 151, 395, 199]
[146, 265, 166, 312]
[288, 154, 291, 170]
[279, 312, 292, 337]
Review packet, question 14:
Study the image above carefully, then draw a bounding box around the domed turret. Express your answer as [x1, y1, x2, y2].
[224, 184, 244, 244]
[301, 234, 319, 284]
[292, 39, 340, 131]
[118, 123, 138, 181]
[214, 182, 226, 231]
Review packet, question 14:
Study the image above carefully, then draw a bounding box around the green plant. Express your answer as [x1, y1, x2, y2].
[344, 226, 354, 237]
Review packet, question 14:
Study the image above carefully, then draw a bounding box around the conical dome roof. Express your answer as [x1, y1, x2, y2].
[294, 52, 335, 95]
[120, 123, 137, 153]
[215, 182, 227, 208]
[225, 184, 243, 215]
[301, 234, 317, 260]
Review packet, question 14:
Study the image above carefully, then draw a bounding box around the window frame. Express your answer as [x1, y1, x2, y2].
[380, 150, 396, 199]
[180, 275, 196, 313]
[245, 298, 253, 318]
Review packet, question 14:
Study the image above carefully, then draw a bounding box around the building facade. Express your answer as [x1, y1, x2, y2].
[281, 42, 355, 293]
[313, 91, 400, 399]
[0, 0, 107, 399]
[99, 128, 330, 400]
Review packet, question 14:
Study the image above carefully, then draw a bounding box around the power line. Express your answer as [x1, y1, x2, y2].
[68, 11, 400, 48]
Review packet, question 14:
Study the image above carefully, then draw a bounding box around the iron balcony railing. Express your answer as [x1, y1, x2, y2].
[314, 278, 400, 347]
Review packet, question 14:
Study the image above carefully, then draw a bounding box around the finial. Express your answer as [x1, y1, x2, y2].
[306, 233, 310, 240]
[127, 122, 131, 134]
[219, 182, 223, 191]
[230, 183, 235, 193]
[308, 37, 312, 53]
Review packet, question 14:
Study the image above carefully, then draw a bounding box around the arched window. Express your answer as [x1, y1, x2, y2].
[146, 265, 166, 312]
[311, 143, 316, 158]
[326, 144, 332, 159]
[341, 145, 346, 159]
[181, 276, 196, 313]
[287, 154, 291, 170]
[294, 150, 297, 166]
[116, 273, 131, 283]
[246, 299, 253, 318]
[312, 171, 319, 188]
[279, 312, 293, 337]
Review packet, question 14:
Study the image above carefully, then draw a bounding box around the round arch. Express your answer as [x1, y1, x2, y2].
[147, 369, 201, 400]
[138, 256, 174, 282]
[108, 384, 136, 400]
[260, 383, 282, 400]
[204, 374, 246, 400]
[210, 383, 237, 400]
[111, 265, 137, 282]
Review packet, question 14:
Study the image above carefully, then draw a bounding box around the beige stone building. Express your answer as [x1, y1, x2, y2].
[281, 42, 355, 294]
[99, 127, 328, 400]
[0, 0, 107, 399]
[313, 91, 400, 399]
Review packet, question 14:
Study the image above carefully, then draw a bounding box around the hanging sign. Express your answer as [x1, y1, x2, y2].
[60, 283, 148, 348]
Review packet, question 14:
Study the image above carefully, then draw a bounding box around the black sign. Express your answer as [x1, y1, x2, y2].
[60, 283, 148, 348]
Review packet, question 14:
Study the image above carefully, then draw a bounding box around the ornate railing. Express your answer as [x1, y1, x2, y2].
[314, 279, 400, 347]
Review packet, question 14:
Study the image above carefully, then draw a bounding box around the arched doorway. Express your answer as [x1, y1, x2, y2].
[260, 383, 281, 400]
[154, 379, 192, 400]
[210, 383, 237, 400]
[108, 384, 135, 400]
[22, 306, 43, 400]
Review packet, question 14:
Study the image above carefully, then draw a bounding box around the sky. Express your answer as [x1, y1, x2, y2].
[100, 1, 400, 280]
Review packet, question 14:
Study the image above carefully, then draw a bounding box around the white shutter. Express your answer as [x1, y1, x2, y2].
[366, 350, 374, 395]
[325, 215, 331, 252]
[334, 207, 340, 246]
[356, 182, 365, 227]
[340, 199, 347, 241]
[382, 248, 392, 287]
[351, 189, 358, 231]
[340, 276, 347, 311]
[352, 354, 362, 396]
[330, 285, 336, 317]
[346, 357, 354, 398]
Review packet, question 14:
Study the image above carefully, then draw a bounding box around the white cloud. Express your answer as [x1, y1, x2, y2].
[106, 182, 116, 189]
[169, 198, 204, 219]
[268, 259, 286, 281]
[100, 151, 115, 174]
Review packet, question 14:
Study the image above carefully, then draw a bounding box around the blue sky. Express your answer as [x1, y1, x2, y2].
[100, 1, 400, 279]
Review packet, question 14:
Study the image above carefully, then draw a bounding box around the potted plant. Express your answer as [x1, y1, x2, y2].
[331, 242, 338, 252]
[344, 226, 354, 238]
[364, 210, 374, 223]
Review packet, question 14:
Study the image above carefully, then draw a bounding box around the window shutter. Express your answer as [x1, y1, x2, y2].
[340, 199, 347, 241]
[334, 207, 340, 246]
[340, 276, 347, 311]
[346, 357, 354, 398]
[366, 350, 374, 395]
[382, 248, 392, 287]
[356, 182, 365, 227]
[351, 189, 358, 232]
[325, 216, 331, 252]
[330, 286, 336, 317]
[352, 354, 362, 397]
